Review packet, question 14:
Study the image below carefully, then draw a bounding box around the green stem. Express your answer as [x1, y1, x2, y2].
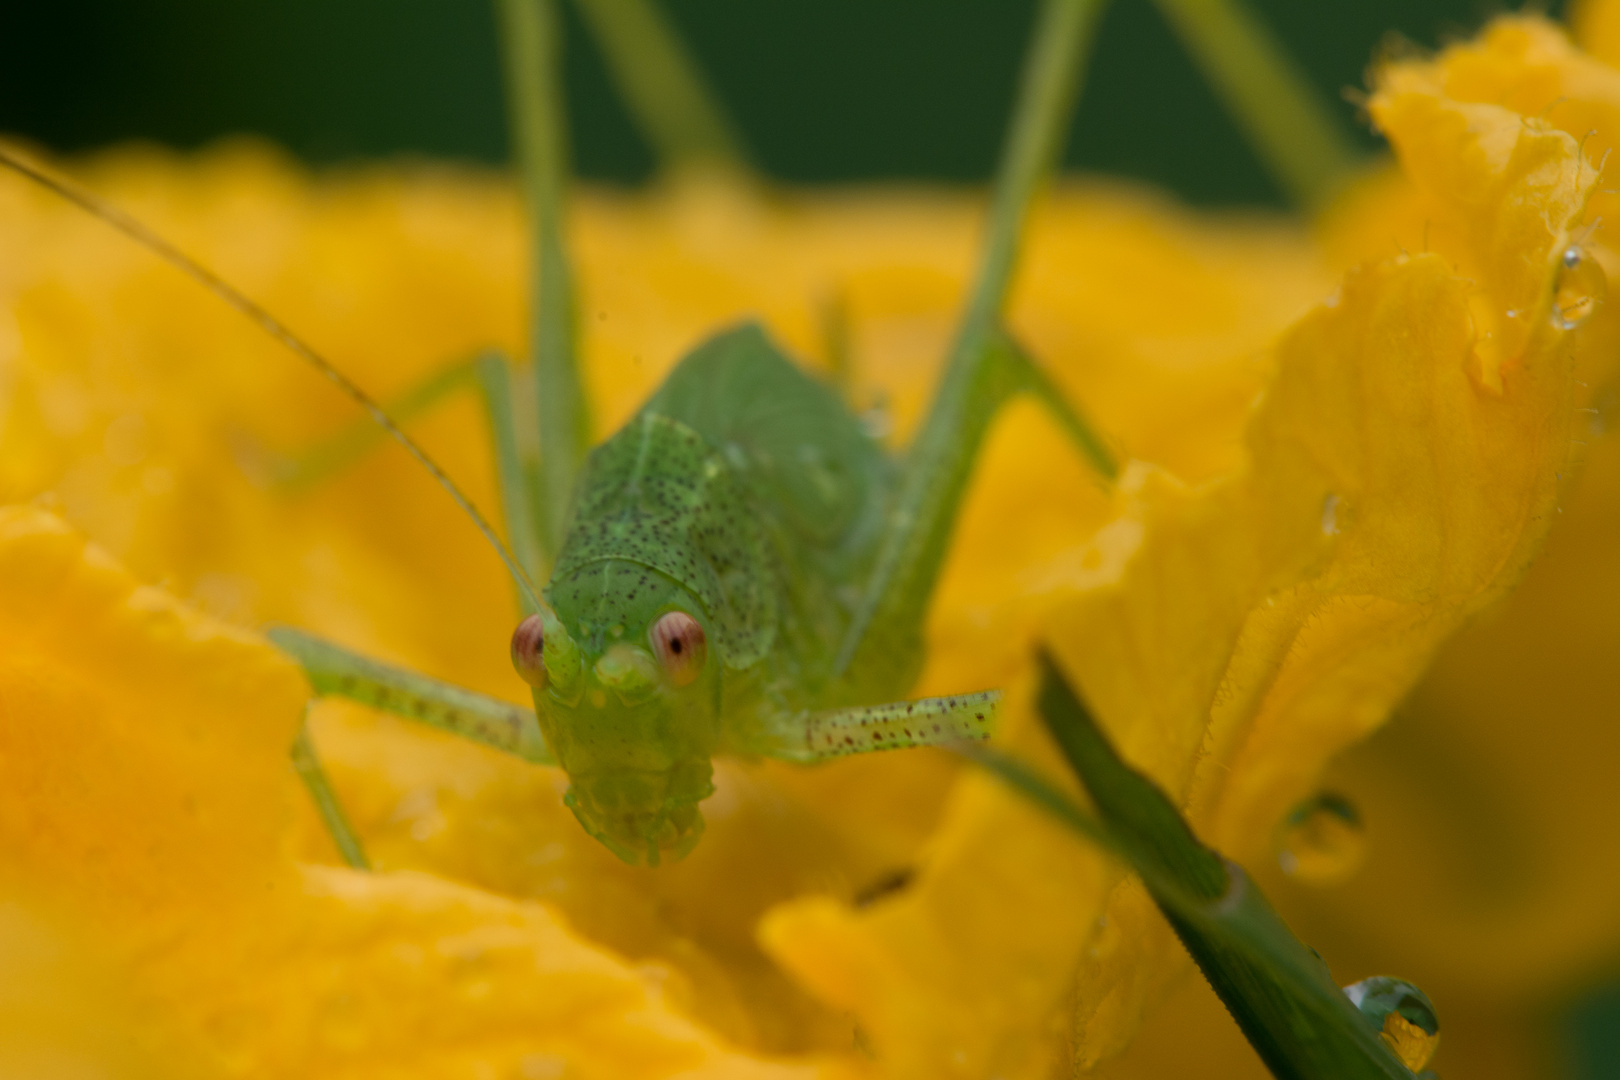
[1150, 0, 1362, 212]
[570, 0, 751, 174]
[495, 0, 590, 558]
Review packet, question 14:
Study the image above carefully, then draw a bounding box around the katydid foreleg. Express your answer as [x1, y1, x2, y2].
[999, 332, 1116, 481]
[274, 625, 555, 868]
[269, 628, 553, 764]
[269, 344, 552, 869]
[290, 713, 371, 869]
[765, 691, 1002, 765]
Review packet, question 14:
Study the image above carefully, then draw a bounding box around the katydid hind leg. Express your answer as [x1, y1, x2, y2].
[834, 332, 1114, 693]
[497, 0, 591, 559]
[475, 350, 549, 587]
[832, 0, 1107, 691]
[831, 333, 1033, 690]
[999, 332, 1117, 480]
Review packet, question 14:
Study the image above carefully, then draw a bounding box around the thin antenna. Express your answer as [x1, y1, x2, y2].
[0, 145, 546, 614]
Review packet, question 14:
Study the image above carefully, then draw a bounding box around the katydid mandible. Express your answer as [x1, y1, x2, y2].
[0, 0, 1115, 867]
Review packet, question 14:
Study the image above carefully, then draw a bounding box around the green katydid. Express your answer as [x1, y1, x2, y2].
[0, 0, 1115, 867]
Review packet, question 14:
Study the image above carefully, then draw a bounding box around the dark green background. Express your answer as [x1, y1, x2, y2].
[0, 1, 1568, 207]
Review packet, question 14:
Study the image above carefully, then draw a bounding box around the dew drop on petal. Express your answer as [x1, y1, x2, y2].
[1551, 244, 1607, 330]
[1343, 975, 1441, 1072]
[1592, 382, 1618, 437]
[1320, 493, 1341, 536]
[1277, 791, 1364, 885]
[860, 402, 893, 440]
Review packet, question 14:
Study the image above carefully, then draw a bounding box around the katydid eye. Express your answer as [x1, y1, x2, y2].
[510, 614, 547, 689]
[649, 611, 706, 687]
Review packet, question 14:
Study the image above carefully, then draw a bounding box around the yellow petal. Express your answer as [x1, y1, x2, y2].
[1570, 0, 1620, 70]
[0, 505, 836, 1077]
[1263, 13, 1620, 1011]
[0, 504, 306, 921]
[761, 34, 1595, 1077]
[0, 888, 192, 1079]
[0, 145, 1333, 1065]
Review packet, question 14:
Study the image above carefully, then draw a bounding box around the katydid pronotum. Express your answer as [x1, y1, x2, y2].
[0, 0, 1116, 867]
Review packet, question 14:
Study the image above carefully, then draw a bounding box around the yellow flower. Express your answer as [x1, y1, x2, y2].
[0, 505, 827, 1077]
[0, 142, 1330, 1072]
[761, 16, 1605, 1075]
[0, 11, 1610, 1078]
[1229, 10, 1620, 1073]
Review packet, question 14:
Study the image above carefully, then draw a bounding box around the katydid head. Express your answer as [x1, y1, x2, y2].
[513, 560, 721, 866]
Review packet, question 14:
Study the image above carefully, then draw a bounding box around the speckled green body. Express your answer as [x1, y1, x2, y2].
[533, 323, 918, 863]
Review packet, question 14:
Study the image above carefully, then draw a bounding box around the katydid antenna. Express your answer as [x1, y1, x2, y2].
[0, 145, 547, 614]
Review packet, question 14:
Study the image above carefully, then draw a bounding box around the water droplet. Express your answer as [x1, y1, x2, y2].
[1592, 382, 1619, 437]
[1320, 494, 1341, 536]
[860, 402, 893, 440]
[1552, 243, 1607, 330]
[1277, 792, 1364, 885]
[1343, 976, 1440, 1072]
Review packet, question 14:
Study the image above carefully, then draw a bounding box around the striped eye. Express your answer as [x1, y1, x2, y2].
[649, 611, 706, 687]
[510, 614, 547, 690]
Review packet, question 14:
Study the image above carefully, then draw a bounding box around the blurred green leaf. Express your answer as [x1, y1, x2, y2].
[964, 652, 1430, 1080]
